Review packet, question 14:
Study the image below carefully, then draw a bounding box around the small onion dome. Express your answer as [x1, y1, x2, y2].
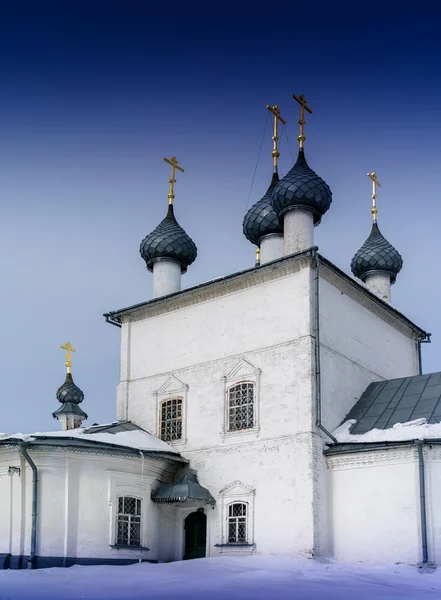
[271, 149, 332, 225]
[56, 372, 84, 404]
[139, 204, 197, 273]
[52, 373, 87, 420]
[242, 172, 283, 246]
[351, 222, 403, 283]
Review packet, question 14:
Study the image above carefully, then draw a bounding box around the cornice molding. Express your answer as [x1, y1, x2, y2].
[326, 447, 416, 469]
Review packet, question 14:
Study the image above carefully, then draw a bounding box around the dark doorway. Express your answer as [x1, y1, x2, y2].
[184, 510, 207, 560]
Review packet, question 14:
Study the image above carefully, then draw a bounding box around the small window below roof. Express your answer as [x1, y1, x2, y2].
[115, 496, 142, 547]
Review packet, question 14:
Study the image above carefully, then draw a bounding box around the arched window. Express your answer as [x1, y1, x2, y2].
[159, 397, 183, 442]
[228, 382, 254, 431]
[116, 496, 142, 546]
[228, 502, 248, 543]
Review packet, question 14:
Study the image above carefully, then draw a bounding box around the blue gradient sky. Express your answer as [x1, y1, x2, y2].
[1, 2, 440, 433]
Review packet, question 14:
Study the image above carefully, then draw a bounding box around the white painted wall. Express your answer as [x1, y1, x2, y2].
[122, 266, 329, 557]
[319, 275, 419, 431]
[425, 447, 441, 565]
[327, 446, 441, 566]
[0, 448, 178, 564]
[115, 257, 425, 561]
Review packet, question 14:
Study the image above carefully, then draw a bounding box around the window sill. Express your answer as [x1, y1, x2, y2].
[220, 427, 260, 441]
[162, 438, 187, 446]
[110, 545, 150, 552]
[214, 543, 256, 548]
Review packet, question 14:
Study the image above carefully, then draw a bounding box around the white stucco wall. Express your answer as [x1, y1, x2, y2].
[0, 448, 179, 564]
[425, 447, 441, 565]
[119, 264, 329, 557]
[111, 255, 425, 563]
[327, 446, 441, 566]
[319, 273, 420, 431]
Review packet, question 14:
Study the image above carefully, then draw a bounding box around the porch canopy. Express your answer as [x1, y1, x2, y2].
[151, 473, 215, 506]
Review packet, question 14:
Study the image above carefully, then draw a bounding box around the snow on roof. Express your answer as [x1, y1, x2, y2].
[0, 422, 179, 455]
[333, 417, 441, 444]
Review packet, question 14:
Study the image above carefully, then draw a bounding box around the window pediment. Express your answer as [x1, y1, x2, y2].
[219, 480, 255, 497]
[225, 358, 259, 382]
[156, 374, 188, 396]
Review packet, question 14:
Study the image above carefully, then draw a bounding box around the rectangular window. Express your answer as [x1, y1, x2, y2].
[228, 503, 247, 543]
[160, 397, 183, 442]
[228, 383, 254, 431]
[116, 496, 141, 546]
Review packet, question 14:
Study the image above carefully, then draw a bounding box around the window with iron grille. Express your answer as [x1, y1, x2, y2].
[228, 382, 254, 431]
[159, 397, 183, 442]
[116, 496, 142, 546]
[228, 502, 248, 543]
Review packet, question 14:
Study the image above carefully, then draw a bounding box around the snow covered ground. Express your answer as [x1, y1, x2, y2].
[0, 556, 440, 600]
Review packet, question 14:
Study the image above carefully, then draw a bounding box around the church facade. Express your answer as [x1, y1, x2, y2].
[1, 97, 440, 569]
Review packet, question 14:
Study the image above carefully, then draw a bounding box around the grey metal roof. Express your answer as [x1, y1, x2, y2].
[243, 172, 283, 246]
[271, 149, 332, 224]
[151, 473, 215, 505]
[0, 421, 187, 463]
[139, 204, 197, 273]
[52, 402, 88, 419]
[341, 372, 441, 436]
[351, 222, 403, 283]
[82, 421, 142, 434]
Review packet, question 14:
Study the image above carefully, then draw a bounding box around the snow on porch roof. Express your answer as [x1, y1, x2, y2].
[340, 372, 441, 436]
[0, 421, 187, 462]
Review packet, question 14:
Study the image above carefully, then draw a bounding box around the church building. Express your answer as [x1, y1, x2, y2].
[0, 95, 439, 570]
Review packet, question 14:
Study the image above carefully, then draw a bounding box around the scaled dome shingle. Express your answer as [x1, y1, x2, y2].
[139, 204, 197, 273]
[242, 173, 283, 246]
[271, 149, 332, 224]
[56, 373, 85, 405]
[351, 222, 403, 283]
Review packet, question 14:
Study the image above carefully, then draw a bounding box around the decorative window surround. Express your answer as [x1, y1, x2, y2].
[218, 481, 256, 549]
[107, 471, 152, 549]
[116, 496, 142, 546]
[220, 359, 261, 441]
[154, 375, 189, 447]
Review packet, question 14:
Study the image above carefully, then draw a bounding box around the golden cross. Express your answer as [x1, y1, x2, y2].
[163, 156, 184, 205]
[60, 341, 76, 374]
[266, 104, 286, 171]
[293, 94, 312, 149]
[367, 171, 382, 222]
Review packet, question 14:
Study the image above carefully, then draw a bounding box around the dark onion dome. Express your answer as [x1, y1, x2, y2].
[271, 149, 332, 225]
[351, 222, 403, 283]
[139, 204, 197, 273]
[52, 373, 88, 420]
[242, 172, 283, 246]
[56, 372, 84, 404]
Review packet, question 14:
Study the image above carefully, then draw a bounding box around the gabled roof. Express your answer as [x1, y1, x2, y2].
[0, 420, 187, 463]
[341, 372, 441, 436]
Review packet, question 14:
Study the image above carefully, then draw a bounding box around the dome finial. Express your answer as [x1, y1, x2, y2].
[54, 341, 87, 430]
[292, 94, 312, 149]
[60, 341, 75, 374]
[368, 171, 381, 223]
[266, 104, 286, 173]
[163, 156, 184, 205]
